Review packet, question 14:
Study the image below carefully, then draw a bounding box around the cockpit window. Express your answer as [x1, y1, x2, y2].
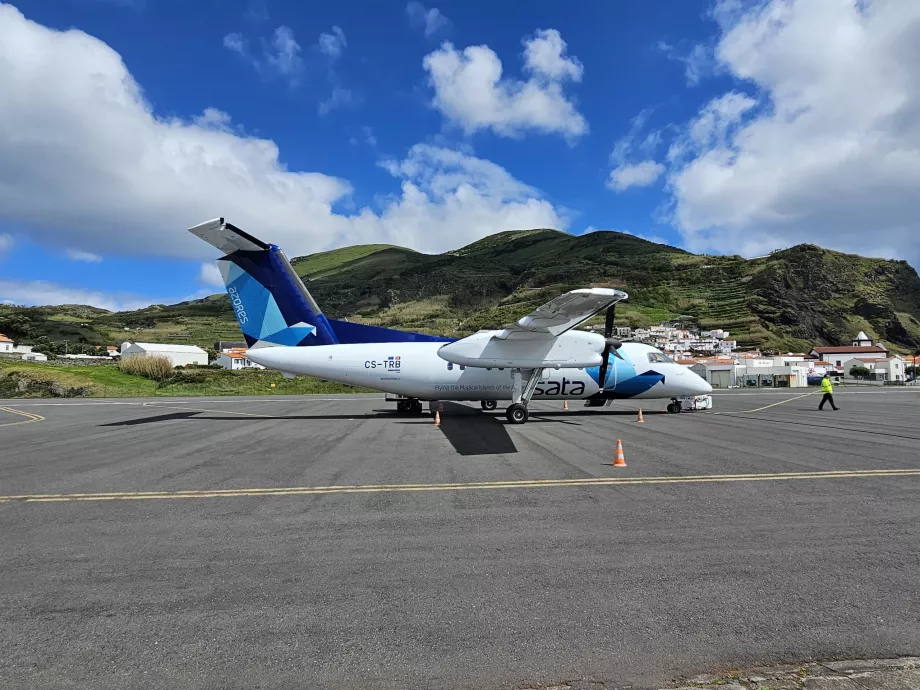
[647, 352, 675, 364]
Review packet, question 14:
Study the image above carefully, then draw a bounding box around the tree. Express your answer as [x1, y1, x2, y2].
[849, 365, 871, 379]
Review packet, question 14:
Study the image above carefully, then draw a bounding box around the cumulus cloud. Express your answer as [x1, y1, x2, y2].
[668, 0, 920, 266]
[223, 32, 247, 56]
[406, 2, 450, 37]
[657, 41, 714, 86]
[423, 29, 587, 139]
[318, 86, 354, 116]
[0, 4, 565, 263]
[223, 25, 303, 84]
[607, 109, 666, 192]
[65, 249, 103, 263]
[318, 25, 346, 59]
[198, 262, 225, 288]
[607, 161, 666, 191]
[265, 26, 303, 81]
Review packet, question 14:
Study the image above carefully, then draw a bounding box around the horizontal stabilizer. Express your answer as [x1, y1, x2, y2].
[188, 218, 269, 254]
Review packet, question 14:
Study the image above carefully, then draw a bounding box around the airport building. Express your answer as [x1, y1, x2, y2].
[120, 342, 209, 368]
[216, 348, 265, 370]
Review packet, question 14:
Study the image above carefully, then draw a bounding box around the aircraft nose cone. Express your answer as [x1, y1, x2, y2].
[695, 375, 713, 395]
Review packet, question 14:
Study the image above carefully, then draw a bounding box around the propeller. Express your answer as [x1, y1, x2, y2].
[596, 302, 623, 391]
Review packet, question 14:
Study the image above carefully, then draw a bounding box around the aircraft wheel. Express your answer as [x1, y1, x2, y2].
[481, 400, 497, 411]
[396, 400, 410, 413]
[410, 400, 423, 415]
[667, 402, 681, 414]
[505, 403, 529, 424]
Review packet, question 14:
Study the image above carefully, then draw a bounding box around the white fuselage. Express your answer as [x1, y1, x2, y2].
[246, 340, 712, 401]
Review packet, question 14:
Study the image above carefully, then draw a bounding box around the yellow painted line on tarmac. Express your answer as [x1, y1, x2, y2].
[0, 406, 45, 428]
[2, 468, 919, 505]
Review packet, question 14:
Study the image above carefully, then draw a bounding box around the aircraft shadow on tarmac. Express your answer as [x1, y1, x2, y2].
[97, 404, 656, 456]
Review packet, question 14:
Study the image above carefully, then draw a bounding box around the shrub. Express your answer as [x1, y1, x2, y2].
[849, 365, 871, 379]
[118, 355, 174, 381]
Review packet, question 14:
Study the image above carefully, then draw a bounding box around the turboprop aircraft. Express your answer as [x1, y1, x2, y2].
[189, 218, 712, 424]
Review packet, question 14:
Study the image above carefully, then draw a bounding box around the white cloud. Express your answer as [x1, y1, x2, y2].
[607, 109, 666, 192]
[0, 4, 565, 262]
[668, 0, 920, 266]
[423, 29, 587, 140]
[406, 2, 450, 37]
[198, 262, 225, 288]
[65, 249, 103, 263]
[0, 279, 167, 312]
[317, 26, 346, 59]
[265, 26, 303, 82]
[318, 86, 354, 116]
[0, 232, 12, 257]
[223, 25, 303, 85]
[607, 161, 666, 191]
[523, 28, 583, 82]
[223, 32, 246, 56]
[657, 41, 713, 86]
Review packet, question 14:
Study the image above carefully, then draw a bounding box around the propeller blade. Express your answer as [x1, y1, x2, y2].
[597, 302, 616, 390]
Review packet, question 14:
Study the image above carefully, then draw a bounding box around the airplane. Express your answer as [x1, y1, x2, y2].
[189, 218, 713, 424]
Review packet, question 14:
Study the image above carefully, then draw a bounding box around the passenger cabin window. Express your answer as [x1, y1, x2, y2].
[647, 352, 675, 364]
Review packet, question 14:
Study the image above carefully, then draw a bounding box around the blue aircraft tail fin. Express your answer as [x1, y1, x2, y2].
[189, 218, 338, 347]
[188, 218, 455, 348]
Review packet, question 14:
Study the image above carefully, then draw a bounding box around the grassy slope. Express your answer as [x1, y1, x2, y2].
[0, 361, 375, 398]
[2, 232, 919, 354]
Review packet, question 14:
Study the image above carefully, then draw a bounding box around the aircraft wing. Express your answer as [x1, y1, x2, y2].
[437, 288, 628, 370]
[496, 288, 627, 339]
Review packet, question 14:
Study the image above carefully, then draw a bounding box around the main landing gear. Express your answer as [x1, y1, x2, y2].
[480, 400, 498, 411]
[505, 403, 528, 424]
[396, 398, 424, 415]
[667, 399, 682, 414]
[503, 368, 543, 425]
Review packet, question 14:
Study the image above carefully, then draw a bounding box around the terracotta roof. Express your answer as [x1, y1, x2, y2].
[811, 345, 887, 354]
[811, 361, 832, 366]
[0, 334, 12, 343]
[224, 352, 248, 359]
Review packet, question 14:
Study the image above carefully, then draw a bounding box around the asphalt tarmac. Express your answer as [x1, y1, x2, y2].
[1, 388, 919, 689]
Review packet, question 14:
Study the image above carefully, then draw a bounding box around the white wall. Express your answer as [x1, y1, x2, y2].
[122, 344, 207, 368]
[0, 341, 11, 353]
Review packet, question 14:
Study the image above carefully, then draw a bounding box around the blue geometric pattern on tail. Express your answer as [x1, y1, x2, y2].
[219, 256, 317, 347]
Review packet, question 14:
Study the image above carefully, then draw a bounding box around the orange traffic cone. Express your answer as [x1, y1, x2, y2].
[563, 400, 569, 410]
[613, 439, 627, 467]
[637, 408, 644, 423]
[434, 410, 441, 426]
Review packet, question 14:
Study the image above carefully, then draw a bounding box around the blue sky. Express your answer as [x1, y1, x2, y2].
[1, 0, 918, 311]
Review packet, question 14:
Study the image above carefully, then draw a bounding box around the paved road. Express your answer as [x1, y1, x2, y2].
[1, 389, 919, 689]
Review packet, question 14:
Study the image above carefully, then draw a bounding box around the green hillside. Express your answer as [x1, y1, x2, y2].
[2, 231, 919, 354]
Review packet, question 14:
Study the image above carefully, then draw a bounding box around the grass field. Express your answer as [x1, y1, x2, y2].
[0, 361, 375, 398]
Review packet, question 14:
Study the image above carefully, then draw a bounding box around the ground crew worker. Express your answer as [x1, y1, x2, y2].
[818, 373, 839, 411]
